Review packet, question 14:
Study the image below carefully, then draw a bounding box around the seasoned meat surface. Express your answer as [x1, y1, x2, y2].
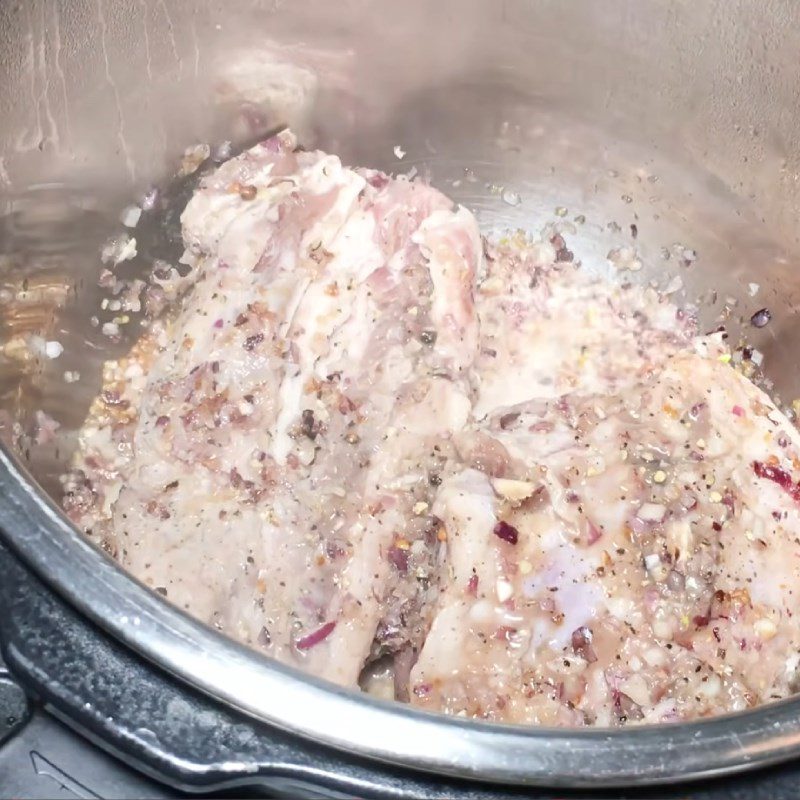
[65, 131, 800, 724]
[412, 348, 800, 723]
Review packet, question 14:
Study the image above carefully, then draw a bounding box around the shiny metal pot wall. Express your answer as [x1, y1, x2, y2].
[1, 0, 800, 787]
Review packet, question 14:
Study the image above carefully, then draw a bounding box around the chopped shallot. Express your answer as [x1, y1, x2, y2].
[637, 503, 666, 523]
[65, 129, 800, 730]
[295, 621, 337, 650]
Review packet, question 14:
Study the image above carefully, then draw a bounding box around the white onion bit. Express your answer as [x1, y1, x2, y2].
[496, 579, 514, 603]
[644, 552, 662, 571]
[637, 502, 666, 523]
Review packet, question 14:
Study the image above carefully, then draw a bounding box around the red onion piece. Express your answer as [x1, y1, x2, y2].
[643, 586, 660, 611]
[493, 520, 519, 545]
[571, 626, 598, 663]
[753, 460, 800, 503]
[630, 515, 648, 534]
[295, 620, 336, 650]
[499, 411, 520, 430]
[495, 626, 518, 642]
[666, 570, 685, 592]
[388, 545, 409, 573]
[366, 171, 390, 190]
[613, 689, 644, 721]
[586, 520, 602, 545]
[688, 402, 707, 421]
[261, 133, 285, 153]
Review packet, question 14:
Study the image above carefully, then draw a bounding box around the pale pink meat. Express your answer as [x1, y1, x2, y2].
[66, 133, 800, 724]
[412, 345, 800, 724]
[67, 130, 480, 687]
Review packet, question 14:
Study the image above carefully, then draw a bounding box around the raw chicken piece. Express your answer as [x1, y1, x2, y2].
[412, 345, 800, 724]
[474, 233, 695, 417]
[66, 132, 800, 724]
[66, 130, 481, 687]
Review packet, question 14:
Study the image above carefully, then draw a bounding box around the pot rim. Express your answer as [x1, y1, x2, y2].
[2, 444, 800, 788]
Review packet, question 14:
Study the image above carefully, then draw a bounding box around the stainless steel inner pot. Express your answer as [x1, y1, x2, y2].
[2, 0, 800, 788]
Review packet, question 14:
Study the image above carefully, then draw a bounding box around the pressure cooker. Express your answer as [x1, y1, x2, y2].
[2, 1, 800, 796]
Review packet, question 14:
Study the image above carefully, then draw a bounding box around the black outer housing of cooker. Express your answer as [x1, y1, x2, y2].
[2, 541, 800, 799]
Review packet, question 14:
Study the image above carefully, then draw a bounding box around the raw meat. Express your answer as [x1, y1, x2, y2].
[413, 345, 800, 723]
[65, 131, 800, 725]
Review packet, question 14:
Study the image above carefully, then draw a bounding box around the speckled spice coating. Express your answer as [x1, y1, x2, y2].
[3, 542, 800, 798]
